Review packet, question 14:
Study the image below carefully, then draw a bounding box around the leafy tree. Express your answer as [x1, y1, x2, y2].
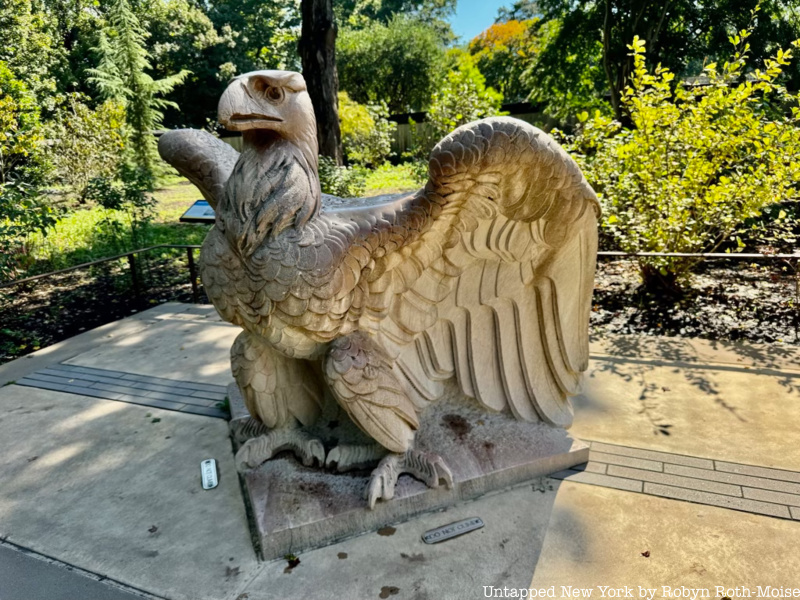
[565, 30, 800, 293]
[338, 91, 396, 166]
[0, 0, 60, 99]
[469, 19, 538, 103]
[45, 94, 127, 203]
[425, 50, 504, 144]
[527, 0, 800, 122]
[0, 62, 57, 280]
[496, 0, 540, 22]
[201, 0, 302, 74]
[337, 16, 446, 113]
[141, 0, 239, 128]
[88, 0, 189, 180]
[335, 0, 455, 39]
[521, 18, 609, 121]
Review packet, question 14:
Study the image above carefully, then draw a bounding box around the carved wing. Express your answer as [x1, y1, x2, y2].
[360, 117, 599, 428]
[157, 129, 240, 208]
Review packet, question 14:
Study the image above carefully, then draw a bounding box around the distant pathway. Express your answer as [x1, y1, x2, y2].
[553, 441, 800, 520]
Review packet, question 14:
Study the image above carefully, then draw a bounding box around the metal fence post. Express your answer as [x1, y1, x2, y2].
[128, 253, 140, 300]
[187, 247, 200, 303]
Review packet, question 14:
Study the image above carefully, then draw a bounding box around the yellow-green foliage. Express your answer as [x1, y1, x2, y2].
[567, 18, 800, 290]
[338, 91, 395, 167]
[45, 94, 127, 202]
[426, 50, 504, 143]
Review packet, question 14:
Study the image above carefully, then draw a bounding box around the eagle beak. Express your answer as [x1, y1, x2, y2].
[218, 75, 283, 132]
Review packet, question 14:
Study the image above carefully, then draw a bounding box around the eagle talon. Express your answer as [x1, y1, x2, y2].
[365, 450, 454, 509]
[326, 443, 386, 472]
[235, 429, 326, 472]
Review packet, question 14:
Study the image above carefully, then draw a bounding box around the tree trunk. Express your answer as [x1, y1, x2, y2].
[299, 0, 343, 165]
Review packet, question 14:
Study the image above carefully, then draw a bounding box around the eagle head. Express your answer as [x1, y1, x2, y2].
[218, 70, 317, 157]
[216, 70, 321, 251]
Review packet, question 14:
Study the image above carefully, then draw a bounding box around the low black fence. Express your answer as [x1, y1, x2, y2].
[1, 247, 798, 365]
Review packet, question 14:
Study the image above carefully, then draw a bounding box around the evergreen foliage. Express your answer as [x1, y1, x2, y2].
[88, 0, 188, 180]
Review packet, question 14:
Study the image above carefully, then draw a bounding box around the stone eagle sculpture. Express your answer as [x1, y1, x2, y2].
[158, 70, 599, 508]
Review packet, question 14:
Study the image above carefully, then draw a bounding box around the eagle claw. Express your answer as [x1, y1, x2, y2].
[235, 429, 325, 472]
[365, 450, 454, 509]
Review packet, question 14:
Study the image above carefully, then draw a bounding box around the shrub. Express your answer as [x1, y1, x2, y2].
[84, 165, 157, 252]
[45, 94, 127, 204]
[565, 24, 800, 293]
[0, 61, 57, 280]
[338, 91, 396, 167]
[318, 156, 366, 197]
[417, 50, 504, 156]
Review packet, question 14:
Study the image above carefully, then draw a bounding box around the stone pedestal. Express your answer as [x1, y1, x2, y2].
[228, 382, 588, 560]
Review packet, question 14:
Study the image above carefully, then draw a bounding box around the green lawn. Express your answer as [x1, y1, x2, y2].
[24, 163, 424, 276]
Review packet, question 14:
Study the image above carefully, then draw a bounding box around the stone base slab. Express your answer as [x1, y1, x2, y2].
[228, 382, 588, 560]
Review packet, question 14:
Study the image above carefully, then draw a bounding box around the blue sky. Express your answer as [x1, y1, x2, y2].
[449, 0, 511, 42]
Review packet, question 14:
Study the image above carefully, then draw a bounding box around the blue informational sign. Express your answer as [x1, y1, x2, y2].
[180, 200, 216, 223]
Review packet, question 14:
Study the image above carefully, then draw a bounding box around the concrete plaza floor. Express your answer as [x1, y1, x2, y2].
[0, 303, 798, 600]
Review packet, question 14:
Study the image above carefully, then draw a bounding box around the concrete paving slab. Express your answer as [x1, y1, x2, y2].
[238, 480, 561, 600]
[571, 354, 800, 471]
[0, 385, 258, 600]
[64, 318, 238, 385]
[4, 304, 800, 599]
[591, 333, 800, 373]
[531, 481, 800, 589]
[0, 541, 158, 600]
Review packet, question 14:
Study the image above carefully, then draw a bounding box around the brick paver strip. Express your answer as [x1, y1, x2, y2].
[590, 441, 715, 469]
[551, 469, 644, 493]
[589, 451, 663, 472]
[643, 482, 792, 519]
[16, 364, 228, 419]
[741, 487, 800, 508]
[664, 464, 800, 495]
[714, 461, 800, 485]
[563, 440, 800, 521]
[606, 465, 742, 497]
[577, 462, 607, 475]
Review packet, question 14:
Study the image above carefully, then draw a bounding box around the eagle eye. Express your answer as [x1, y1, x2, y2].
[265, 85, 284, 103]
[250, 78, 285, 103]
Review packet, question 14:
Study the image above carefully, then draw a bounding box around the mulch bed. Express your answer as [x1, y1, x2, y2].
[1, 251, 205, 365]
[592, 258, 798, 344]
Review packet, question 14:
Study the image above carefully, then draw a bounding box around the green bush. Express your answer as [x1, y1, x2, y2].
[45, 94, 127, 204]
[84, 165, 157, 252]
[318, 156, 366, 197]
[338, 91, 396, 167]
[0, 61, 57, 280]
[565, 23, 800, 292]
[407, 50, 504, 158]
